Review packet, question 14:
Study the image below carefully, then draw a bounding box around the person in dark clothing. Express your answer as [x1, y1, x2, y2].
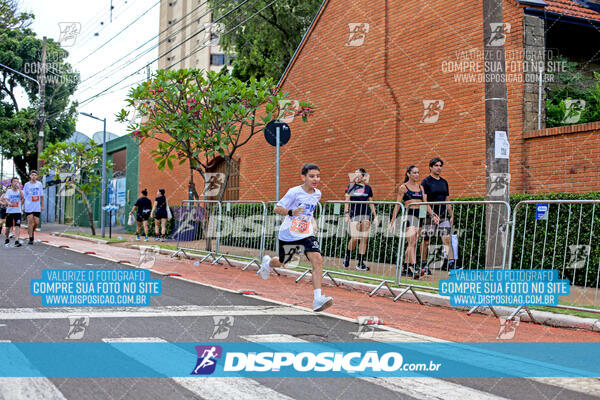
[130, 189, 152, 241]
[152, 188, 169, 241]
[343, 168, 378, 271]
[389, 166, 438, 279]
[420, 157, 456, 271]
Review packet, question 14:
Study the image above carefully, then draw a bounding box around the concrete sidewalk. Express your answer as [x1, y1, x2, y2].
[29, 231, 600, 342]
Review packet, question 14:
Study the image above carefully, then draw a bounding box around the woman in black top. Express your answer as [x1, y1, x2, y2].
[343, 169, 378, 271]
[130, 189, 152, 241]
[152, 188, 169, 241]
[389, 166, 438, 279]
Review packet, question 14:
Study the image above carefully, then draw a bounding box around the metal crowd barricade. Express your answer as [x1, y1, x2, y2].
[390, 200, 510, 309]
[218, 201, 267, 269]
[171, 200, 222, 262]
[508, 200, 600, 315]
[315, 200, 413, 299]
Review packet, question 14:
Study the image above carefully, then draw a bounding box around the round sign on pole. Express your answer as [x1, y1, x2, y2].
[264, 120, 291, 146]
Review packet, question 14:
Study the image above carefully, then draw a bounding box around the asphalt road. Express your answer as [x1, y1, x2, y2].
[0, 243, 597, 400]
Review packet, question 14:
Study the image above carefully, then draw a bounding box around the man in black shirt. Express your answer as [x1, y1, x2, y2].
[420, 158, 456, 272]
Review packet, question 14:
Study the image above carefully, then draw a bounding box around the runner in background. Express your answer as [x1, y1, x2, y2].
[23, 170, 44, 245]
[257, 163, 333, 312]
[130, 189, 152, 241]
[0, 185, 7, 241]
[152, 188, 168, 242]
[389, 166, 438, 279]
[343, 168, 378, 271]
[420, 158, 456, 272]
[1, 177, 24, 247]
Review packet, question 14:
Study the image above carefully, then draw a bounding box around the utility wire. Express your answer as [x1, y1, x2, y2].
[78, 0, 253, 106]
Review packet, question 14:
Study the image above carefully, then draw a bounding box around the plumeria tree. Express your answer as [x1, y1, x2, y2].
[116, 68, 314, 201]
[39, 141, 111, 235]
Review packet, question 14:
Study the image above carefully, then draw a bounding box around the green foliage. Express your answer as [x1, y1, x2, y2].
[117, 68, 314, 199]
[0, 3, 79, 180]
[208, 0, 322, 80]
[39, 141, 109, 197]
[545, 59, 600, 127]
[0, 0, 33, 30]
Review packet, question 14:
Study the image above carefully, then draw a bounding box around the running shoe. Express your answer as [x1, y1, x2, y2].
[136, 236, 140, 241]
[313, 296, 333, 312]
[161, 237, 165, 242]
[4, 242, 10, 248]
[8, 233, 13, 238]
[355, 263, 370, 271]
[144, 237, 149, 242]
[257, 255, 272, 280]
[155, 236, 160, 241]
[343, 252, 350, 268]
[13, 241, 22, 247]
[28, 239, 34, 245]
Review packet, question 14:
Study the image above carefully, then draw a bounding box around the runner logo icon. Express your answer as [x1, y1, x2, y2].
[192, 345, 223, 375]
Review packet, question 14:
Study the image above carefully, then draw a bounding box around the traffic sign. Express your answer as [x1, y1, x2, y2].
[264, 120, 291, 147]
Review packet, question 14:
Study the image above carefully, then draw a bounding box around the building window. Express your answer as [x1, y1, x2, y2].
[211, 53, 225, 66]
[112, 148, 127, 174]
[167, 36, 176, 43]
[168, 0, 177, 6]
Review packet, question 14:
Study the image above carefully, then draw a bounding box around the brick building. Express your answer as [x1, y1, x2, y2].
[139, 0, 600, 203]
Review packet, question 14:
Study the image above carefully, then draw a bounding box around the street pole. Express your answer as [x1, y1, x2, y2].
[483, 0, 510, 268]
[276, 126, 280, 201]
[101, 117, 107, 238]
[37, 37, 47, 170]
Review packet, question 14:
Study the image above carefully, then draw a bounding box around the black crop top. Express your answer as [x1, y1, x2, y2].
[402, 185, 424, 202]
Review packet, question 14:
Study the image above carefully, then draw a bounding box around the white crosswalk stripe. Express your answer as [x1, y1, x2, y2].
[102, 337, 295, 400]
[240, 334, 511, 400]
[0, 341, 67, 400]
[0, 305, 313, 320]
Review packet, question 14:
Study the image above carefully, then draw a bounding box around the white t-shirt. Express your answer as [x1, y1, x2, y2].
[24, 181, 43, 212]
[276, 186, 321, 242]
[3, 188, 23, 214]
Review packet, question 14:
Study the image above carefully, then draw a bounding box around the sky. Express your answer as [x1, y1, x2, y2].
[1, 0, 160, 178]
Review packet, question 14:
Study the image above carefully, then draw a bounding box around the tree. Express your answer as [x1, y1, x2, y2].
[0, 0, 33, 30]
[208, 0, 322, 81]
[0, 5, 79, 183]
[116, 68, 314, 201]
[39, 141, 110, 235]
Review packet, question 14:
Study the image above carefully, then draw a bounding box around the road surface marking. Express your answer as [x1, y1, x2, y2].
[0, 305, 313, 320]
[241, 334, 510, 400]
[103, 337, 294, 400]
[0, 340, 67, 400]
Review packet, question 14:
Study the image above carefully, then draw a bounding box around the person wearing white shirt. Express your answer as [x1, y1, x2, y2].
[23, 170, 44, 245]
[257, 163, 333, 312]
[1, 177, 25, 247]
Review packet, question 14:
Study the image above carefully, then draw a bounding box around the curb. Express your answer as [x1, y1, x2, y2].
[124, 245, 600, 333]
[51, 232, 110, 245]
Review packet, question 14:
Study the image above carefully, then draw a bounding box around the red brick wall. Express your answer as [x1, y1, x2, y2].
[523, 122, 600, 192]
[139, 0, 597, 203]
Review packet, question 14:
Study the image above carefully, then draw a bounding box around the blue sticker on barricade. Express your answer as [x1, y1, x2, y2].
[439, 269, 569, 306]
[30, 269, 161, 306]
[0, 342, 599, 378]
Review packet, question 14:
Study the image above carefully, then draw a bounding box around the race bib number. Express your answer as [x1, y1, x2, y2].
[9, 202, 18, 208]
[31, 196, 40, 202]
[290, 218, 309, 234]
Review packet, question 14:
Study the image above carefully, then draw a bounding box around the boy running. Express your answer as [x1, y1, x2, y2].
[257, 163, 333, 312]
[23, 170, 44, 245]
[1, 177, 25, 247]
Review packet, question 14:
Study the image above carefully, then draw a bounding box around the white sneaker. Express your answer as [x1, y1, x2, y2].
[313, 296, 333, 312]
[8, 233, 13, 238]
[257, 255, 272, 280]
